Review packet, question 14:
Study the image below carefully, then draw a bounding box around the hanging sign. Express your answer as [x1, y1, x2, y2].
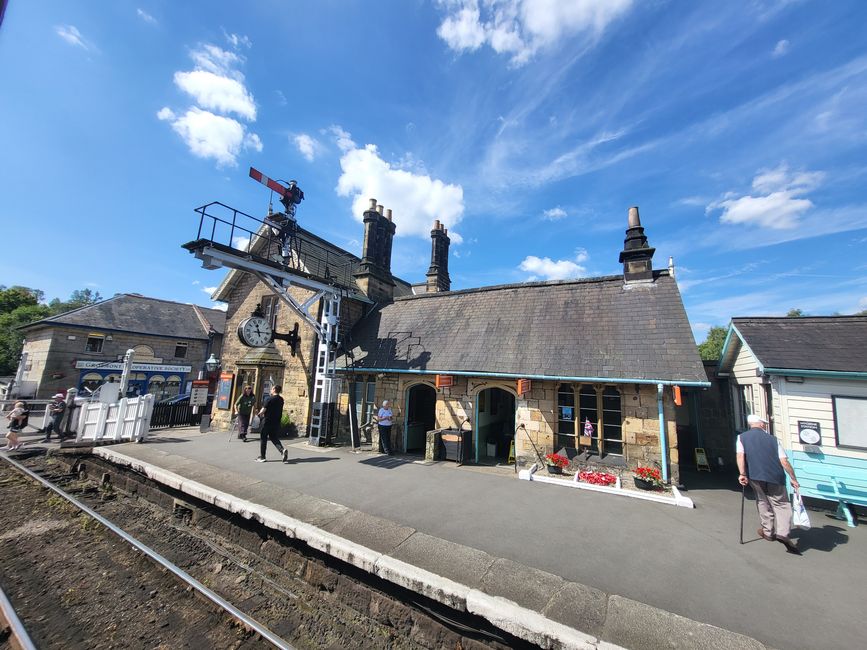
[517, 378, 532, 396]
[435, 374, 454, 389]
[798, 420, 821, 446]
[673, 385, 682, 406]
[216, 372, 235, 410]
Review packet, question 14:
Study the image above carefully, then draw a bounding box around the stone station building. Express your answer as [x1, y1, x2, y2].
[211, 199, 708, 483]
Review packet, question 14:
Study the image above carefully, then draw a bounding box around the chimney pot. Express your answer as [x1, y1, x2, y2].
[369, 198, 377, 209]
[628, 206, 641, 228]
[433, 219, 440, 230]
[386, 208, 393, 221]
[377, 204, 384, 215]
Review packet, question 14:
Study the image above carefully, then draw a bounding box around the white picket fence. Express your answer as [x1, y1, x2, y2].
[76, 394, 154, 443]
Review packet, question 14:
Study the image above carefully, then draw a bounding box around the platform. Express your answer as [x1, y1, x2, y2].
[84, 429, 866, 650]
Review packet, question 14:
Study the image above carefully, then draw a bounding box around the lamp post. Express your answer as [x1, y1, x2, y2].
[205, 354, 220, 373]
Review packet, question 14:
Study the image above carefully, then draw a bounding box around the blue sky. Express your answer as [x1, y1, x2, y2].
[2, 1, 866, 341]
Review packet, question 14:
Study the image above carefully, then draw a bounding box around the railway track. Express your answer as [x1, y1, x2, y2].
[0, 450, 521, 649]
[0, 452, 290, 650]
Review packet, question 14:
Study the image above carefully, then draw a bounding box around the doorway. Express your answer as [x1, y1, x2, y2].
[405, 383, 436, 455]
[475, 387, 515, 464]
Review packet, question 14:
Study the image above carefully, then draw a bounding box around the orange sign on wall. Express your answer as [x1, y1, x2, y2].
[435, 374, 454, 389]
[673, 385, 682, 406]
[517, 378, 532, 396]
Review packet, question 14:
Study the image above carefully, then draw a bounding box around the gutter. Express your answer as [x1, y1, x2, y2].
[763, 368, 867, 380]
[334, 366, 711, 388]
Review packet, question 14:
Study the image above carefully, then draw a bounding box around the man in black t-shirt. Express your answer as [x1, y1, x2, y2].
[255, 385, 288, 463]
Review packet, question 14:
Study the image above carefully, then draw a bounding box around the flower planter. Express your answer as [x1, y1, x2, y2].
[546, 465, 563, 474]
[633, 477, 659, 491]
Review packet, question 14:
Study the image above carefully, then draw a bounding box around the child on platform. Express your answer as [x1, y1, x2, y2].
[4, 401, 27, 450]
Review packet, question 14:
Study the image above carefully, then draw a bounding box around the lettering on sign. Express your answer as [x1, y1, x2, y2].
[797, 420, 821, 446]
[217, 372, 234, 410]
[75, 361, 192, 373]
[190, 380, 209, 406]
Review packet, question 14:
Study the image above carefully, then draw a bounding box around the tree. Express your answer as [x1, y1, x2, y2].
[0, 304, 50, 375]
[48, 288, 102, 315]
[698, 325, 728, 361]
[0, 285, 42, 313]
[786, 308, 806, 317]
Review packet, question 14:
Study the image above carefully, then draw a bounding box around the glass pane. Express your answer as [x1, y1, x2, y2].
[366, 381, 376, 404]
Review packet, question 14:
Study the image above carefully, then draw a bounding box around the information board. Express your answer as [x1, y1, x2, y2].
[216, 372, 234, 410]
[797, 419, 822, 446]
[190, 380, 209, 406]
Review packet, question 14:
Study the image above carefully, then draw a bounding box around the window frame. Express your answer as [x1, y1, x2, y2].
[85, 334, 104, 353]
[261, 294, 279, 329]
[832, 395, 867, 450]
[174, 342, 188, 359]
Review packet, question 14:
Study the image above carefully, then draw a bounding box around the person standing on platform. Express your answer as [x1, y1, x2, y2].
[233, 385, 256, 442]
[255, 385, 288, 463]
[375, 399, 394, 455]
[42, 393, 67, 442]
[737, 413, 801, 554]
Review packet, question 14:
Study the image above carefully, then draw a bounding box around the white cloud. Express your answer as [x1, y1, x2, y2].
[436, 0, 633, 65]
[519, 248, 588, 280]
[202, 286, 218, 298]
[160, 42, 260, 166]
[329, 125, 357, 152]
[191, 280, 200, 285]
[706, 163, 824, 230]
[174, 70, 256, 120]
[294, 134, 321, 161]
[772, 39, 790, 58]
[224, 31, 252, 49]
[54, 25, 93, 51]
[160, 107, 261, 167]
[232, 235, 251, 251]
[136, 9, 157, 25]
[334, 129, 465, 240]
[542, 206, 567, 220]
[211, 302, 228, 312]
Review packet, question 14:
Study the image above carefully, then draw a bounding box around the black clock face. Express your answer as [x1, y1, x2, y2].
[238, 317, 272, 347]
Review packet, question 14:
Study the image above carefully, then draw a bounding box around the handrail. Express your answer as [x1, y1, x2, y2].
[191, 201, 356, 290]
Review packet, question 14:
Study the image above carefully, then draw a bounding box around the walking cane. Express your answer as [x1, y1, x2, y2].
[739, 483, 746, 544]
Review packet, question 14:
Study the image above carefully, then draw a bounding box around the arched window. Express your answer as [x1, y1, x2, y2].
[148, 375, 166, 398]
[132, 345, 156, 361]
[80, 373, 103, 395]
[556, 384, 576, 449]
[165, 375, 182, 399]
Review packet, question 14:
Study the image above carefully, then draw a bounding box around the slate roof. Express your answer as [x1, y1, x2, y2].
[21, 294, 226, 340]
[343, 272, 708, 384]
[730, 316, 867, 373]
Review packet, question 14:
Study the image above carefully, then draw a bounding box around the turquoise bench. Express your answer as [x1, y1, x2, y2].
[790, 450, 867, 527]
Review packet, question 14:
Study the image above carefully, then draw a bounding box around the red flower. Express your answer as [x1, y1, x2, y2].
[545, 453, 569, 468]
[578, 471, 617, 486]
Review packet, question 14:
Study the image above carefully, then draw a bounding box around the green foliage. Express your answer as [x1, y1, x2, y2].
[0, 286, 102, 375]
[698, 325, 728, 361]
[786, 308, 806, 317]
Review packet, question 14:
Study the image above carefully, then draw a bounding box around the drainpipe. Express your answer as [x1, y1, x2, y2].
[657, 383, 670, 483]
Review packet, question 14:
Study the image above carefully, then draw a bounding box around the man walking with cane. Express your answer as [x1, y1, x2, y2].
[737, 414, 801, 554]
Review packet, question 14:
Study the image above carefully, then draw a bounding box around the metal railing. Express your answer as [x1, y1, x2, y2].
[191, 202, 356, 290]
[150, 402, 203, 429]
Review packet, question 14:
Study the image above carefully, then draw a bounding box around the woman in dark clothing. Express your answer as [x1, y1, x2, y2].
[233, 385, 256, 441]
[255, 385, 288, 463]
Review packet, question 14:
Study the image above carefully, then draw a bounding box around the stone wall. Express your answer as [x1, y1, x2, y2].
[335, 374, 681, 481]
[212, 271, 369, 435]
[21, 325, 214, 399]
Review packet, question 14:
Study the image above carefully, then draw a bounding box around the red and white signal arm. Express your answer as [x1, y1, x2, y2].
[435, 375, 454, 389]
[517, 378, 532, 396]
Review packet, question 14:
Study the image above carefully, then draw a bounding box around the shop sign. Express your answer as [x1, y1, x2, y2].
[517, 378, 531, 396]
[75, 360, 192, 373]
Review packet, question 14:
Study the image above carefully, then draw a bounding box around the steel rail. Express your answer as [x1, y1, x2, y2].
[0, 454, 294, 650]
[0, 584, 37, 650]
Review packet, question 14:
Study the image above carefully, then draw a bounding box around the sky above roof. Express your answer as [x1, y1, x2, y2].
[1, 0, 866, 342]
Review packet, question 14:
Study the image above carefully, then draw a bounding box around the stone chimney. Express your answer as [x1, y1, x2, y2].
[618, 206, 655, 283]
[354, 198, 397, 301]
[426, 220, 451, 292]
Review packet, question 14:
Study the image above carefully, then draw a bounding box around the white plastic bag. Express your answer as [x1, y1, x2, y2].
[792, 491, 811, 530]
[250, 415, 261, 432]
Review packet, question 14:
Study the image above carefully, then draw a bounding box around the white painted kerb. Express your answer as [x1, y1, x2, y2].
[93, 447, 621, 650]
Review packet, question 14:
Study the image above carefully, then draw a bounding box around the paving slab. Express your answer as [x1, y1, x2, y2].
[390, 531, 497, 590]
[86, 430, 867, 650]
